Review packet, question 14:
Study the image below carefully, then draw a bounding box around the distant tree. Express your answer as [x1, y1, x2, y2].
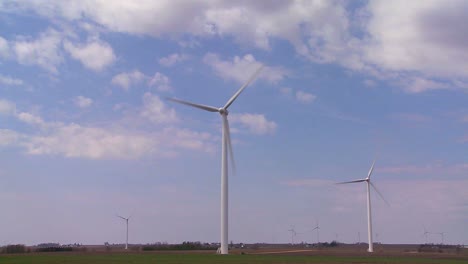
[5, 244, 27, 254]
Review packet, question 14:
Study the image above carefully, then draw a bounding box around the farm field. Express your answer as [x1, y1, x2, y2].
[1, 250, 467, 264]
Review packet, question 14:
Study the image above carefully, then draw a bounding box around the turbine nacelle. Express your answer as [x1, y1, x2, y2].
[218, 108, 228, 115]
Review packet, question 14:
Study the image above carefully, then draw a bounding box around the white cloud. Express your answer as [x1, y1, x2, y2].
[0, 99, 16, 115]
[73, 96, 93, 108]
[0, 75, 24, 86]
[399, 77, 450, 94]
[230, 113, 277, 135]
[364, 0, 468, 79]
[0, 100, 215, 159]
[64, 39, 116, 71]
[111, 70, 145, 90]
[203, 53, 287, 84]
[295, 91, 316, 104]
[160, 127, 215, 153]
[25, 123, 155, 159]
[13, 29, 63, 73]
[148, 72, 171, 92]
[16, 112, 45, 126]
[140, 92, 177, 124]
[0, 36, 9, 58]
[159, 53, 187, 67]
[6, 1, 468, 91]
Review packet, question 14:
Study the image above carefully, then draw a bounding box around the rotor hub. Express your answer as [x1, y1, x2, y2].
[219, 108, 228, 115]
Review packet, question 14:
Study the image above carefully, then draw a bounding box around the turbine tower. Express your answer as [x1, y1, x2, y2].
[117, 215, 130, 250]
[336, 160, 389, 253]
[168, 66, 264, 254]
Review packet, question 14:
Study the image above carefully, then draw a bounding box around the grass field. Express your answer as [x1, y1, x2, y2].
[1, 252, 467, 264]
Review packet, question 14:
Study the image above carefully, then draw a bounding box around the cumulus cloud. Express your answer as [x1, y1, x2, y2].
[140, 93, 177, 124]
[19, 122, 214, 160]
[24, 123, 155, 159]
[73, 96, 93, 108]
[295, 91, 316, 104]
[399, 77, 451, 94]
[111, 70, 145, 90]
[0, 95, 216, 159]
[364, 0, 468, 79]
[203, 53, 287, 84]
[12, 29, 63, 73]
[64, 39, 116, 71]
[148, 72, 171, 91]
[230, 113, 277, 135]
[159, 53, 187, 67]
[0, 75, 24, 86]
[16, 112, 45, 126]
[4, 0, 467, 91]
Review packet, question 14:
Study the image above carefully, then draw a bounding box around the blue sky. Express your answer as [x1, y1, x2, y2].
[0, 0, 467, 246]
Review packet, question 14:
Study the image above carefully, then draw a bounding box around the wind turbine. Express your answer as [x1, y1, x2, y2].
[312, 220, 320, 245]
[117, 214, 130, 250]
[422, 225, 430, 244]
[288, 226, 298, 245]
[167, 66, 264, 254]
[336, 160, 389, 253]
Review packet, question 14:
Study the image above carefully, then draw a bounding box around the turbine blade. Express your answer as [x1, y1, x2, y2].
[370, 181, 390, 206]
[116, 215, 126, 220]
[335, 179, 367, 184]
[367, 160, 376, 179]
[224, 66, 264, 109]
[166, 97, 219, 112]
[223, 116, 236, 175]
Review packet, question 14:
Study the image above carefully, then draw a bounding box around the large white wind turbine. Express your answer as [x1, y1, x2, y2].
[117, 215, 130, 250]
[336, 160, 389, 253]
[167, 66, 264, 254]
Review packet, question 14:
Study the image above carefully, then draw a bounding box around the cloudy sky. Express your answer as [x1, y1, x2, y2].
[0, 0, 467, 246]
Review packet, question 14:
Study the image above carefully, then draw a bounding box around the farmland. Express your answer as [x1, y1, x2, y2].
[1, 247, 467, 264]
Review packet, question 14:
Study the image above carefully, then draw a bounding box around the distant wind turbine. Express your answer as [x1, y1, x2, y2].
[288, 226, 297, 245]
[313, 220, 320, 244]
[422, 225, 430, 244]
[167, 66, 264, 254]
[336, 160, 389, 253]
[117, 214, 130, 250]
